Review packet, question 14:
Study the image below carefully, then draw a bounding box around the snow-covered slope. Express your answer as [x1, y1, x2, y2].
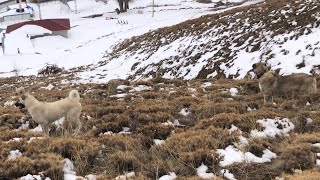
[82, 0, 320, 82]
[0, 0, 261, 80]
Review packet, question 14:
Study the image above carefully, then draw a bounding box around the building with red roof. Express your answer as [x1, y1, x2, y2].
[6, 18, 70, 37]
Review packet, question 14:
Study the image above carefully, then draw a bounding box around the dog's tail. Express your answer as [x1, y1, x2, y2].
[69, 90, 80, 103]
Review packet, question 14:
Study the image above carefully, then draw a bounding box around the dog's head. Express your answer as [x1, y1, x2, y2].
[252, 63, 271, 79]
[15, 87, 27, 109]
[16, 87, 26, 100]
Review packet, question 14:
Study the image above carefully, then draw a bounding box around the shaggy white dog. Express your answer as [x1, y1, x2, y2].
[16, 87, 82, 135]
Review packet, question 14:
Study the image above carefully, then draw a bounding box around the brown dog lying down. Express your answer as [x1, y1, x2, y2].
[252, 63, 317, 104]
[16, 87, 82, 135]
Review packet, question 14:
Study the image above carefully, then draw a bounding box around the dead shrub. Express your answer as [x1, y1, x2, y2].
[141, 92, 159, 99]
[50, 137, 101, 175]
[279, 99, 298, 110]
[165, 126, 237, 152]
[246, 138, 272, 157]
[283, 169, 320, 180]
[0, 157, 38, 179]
[96, 105, 126, 117]
[228, 163, 282, 180]
[293, 133, 320, 144]
[98, 135, 145, 153]
[129, 111, 172, 128]
[291, 113, 320, 133]
[137, 124, 173, 140]
[168, 89, 192, 99]
[279, 143, 317, 172]
[107, 151, 141, 175]
[133, 80, 153, 87]
[0, 154, 64, 180]
[107, 79, 130, 95]
[192, 101, 247, 120]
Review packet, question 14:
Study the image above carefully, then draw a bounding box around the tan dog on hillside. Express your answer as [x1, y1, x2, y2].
[252, 63, 317, 104]
[16, 87, 82, 135]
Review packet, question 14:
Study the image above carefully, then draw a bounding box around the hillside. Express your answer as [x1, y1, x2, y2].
[1, 74, 320, 179]
[81, 0, 320, 81]
[0, 0, 252, 79]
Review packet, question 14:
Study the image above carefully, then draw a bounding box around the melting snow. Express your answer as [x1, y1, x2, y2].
[154, 139, 165, 146]
[196, 163, 215, 179]
[41, 84, 54, 90]
[63, 158, 83, 180]
[8, 149, 22, 160]
[159, 172, 177, 180]
[119, 127, 131, 135]
[162, 120, 183, 127]
[20, 174, 51, 180]
[306, 118, 313, 124]
[179, 108, 191, 116]
[29, 125, 43, 133]
[228, 124, 238, 134]
[217, 145, 277, 167]
[27, 137, 44, 143]
[201, 82, 212, 88]
[229, 88, 238, 96]
[129, 85, 152, 92]
[53, 117, 65, 129]
[5, 137, 22, 143]
[115, 172, 135, 180]
[250, 118, 294, 138]
[4, 100, 15, 106]
[221, 169, 236, 180]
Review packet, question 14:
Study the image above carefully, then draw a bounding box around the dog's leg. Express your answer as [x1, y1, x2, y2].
[67, 109, 81, 135]
[71, 120, 81, 135]
[42, 124, 50, 136]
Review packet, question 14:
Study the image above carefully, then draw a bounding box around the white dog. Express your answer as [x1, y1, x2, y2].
[16, 87, 82, 135]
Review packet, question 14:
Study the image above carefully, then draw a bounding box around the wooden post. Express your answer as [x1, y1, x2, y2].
[37, 0, 42, 20]
[152, 0, 154, 17]
[75, 0, 78, 14]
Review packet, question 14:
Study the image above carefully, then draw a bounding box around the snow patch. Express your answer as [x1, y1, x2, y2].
[228, 124, 238, 134]
[162, 120, 183, 127]
[8, 149, 22, 160]
[250, 118, 294, 138]
[115, 172, 135, 180]
[179, 108, 191, 116]
[217, 145, 277, 167]
[229, 88, 238, 96]
[221, 169, 236, 180]
[27, 137, 44, 143]
[41, 84, 54, 90]
[5, 137, 22, 143]
[201, 82, 212, 88]
[20, 174, 44, 180]
[29, 125, 43, 133]
[154, 139, 165, 146]
[4, 100, 15, 106]
[119, 127, 131, 135]
[53, 117, 65, 129]
[159, 172, 177, 180]
[196, 163, 215, 179]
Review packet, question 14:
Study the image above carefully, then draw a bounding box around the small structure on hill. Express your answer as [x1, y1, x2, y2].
[0, 0, 35, 23]
[6, 18, 70, 37]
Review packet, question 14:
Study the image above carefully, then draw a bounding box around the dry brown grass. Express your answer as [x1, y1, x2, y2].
[283, 169, 320, 180]
[1, 73, 320, 179]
